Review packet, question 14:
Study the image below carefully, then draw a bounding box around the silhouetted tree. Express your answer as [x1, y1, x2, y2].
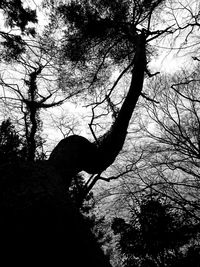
[0, 0, 37, 61]
[111, 194, 200, 267]
[0, 118, 27, 163]
[136, 67, 200, 218]
[46, 0, 171, 199]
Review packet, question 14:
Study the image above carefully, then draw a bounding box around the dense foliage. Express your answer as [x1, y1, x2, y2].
[0, 0, 37, 61]
[0, 119, 27, 163]
[112, 194, 200, 267]
[56, 0, 164, 72]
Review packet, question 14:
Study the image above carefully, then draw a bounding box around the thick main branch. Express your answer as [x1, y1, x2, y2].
[49, 30, 147, 188]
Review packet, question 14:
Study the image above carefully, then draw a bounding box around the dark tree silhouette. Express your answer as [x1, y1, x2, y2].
[49, 0, 168, 196]
[0, 1, 174, 266]
[112, 194, 200, 267]
[0, 119, 26, 163]
[0, 0, 37, 61]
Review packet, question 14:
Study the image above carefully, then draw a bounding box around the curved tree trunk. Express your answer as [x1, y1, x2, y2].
[49, 30, 147, 187]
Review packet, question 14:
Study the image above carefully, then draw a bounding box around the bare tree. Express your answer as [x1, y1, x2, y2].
[130, 67, 200, 219]
[0, 32, 86, 160]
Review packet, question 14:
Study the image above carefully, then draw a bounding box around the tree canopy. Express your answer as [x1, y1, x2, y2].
[1, 1, 200, 266]
[0, 0, 37, 61]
